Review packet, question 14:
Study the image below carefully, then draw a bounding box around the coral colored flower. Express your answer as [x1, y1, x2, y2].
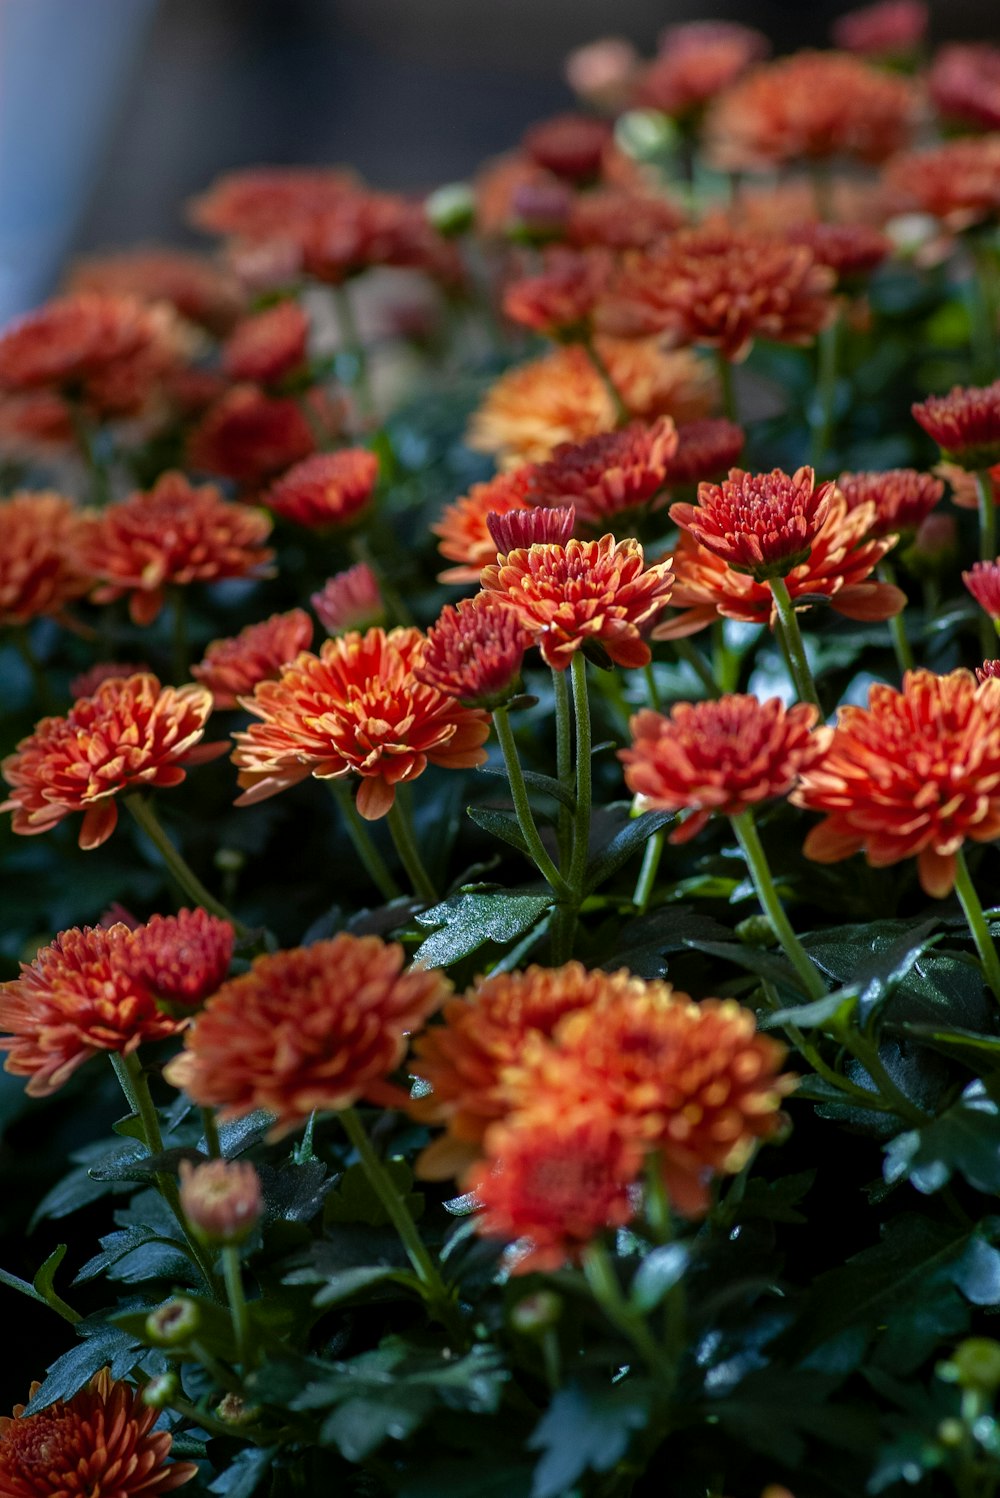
[978, 661, 1000, 682]
[232, 626, 490, 820]
[188, 165, 358, 239]
[566, 189, 685, 252]
[938, 461, 1000, 513]
[833, 0, 927, 55]
[164, 935, 451, 1133]
[930, 44, 1000, 134]
[0, 1368, 197, 1496]
[503, 248, 613, 338]
[786, 222, 891, 282]
[67, 246, 244, 334]
[265, 449, 378, 529]
[434, 468, 536, 584]
[128, 908, 235, 1008]
[655, 490, 903, 637]
[885, 138, 1000, 231]
[913, 382, 1000, 470]
[77, 471, 274, 626]
[417, 596, 530, 708]
[179, 1158, 262, 1245]
[620, 696, 824, 843]
[192, 609, 314, 708]
[600, 226, 835, 362]
[667, 419, 745, 485]
[481, 535, 674, 671]
[0, 924, 187, 1096]
[634, 21, 768, 118]
[487, 505, 576, 554]
[526, 418, 677, 529]
[188, 384, 315, 488]
[0, 392, 75, 457]
[564, 36, 640, 113]
[795, 670, 1000, 897]
[838, 468, 944, 539]
[0, 492, 91, 627]
[69, 662, 145, 699]
[521, 114, 613, 182]
[298, 191, 461, 286]
[963, 562, 1000, 620]
[222, 300, 309, 384]
[670, 467, 834, 581]
[1, 673, 223, 849]
[311, 563, 384, 635]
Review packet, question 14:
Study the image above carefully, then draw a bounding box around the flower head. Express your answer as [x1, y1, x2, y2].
[502, 248, 613, 338]
[0, 393, 75, 459]
[188, 384, 315, 488]
[417, 596, 530, 708]
[192, 609, 314, 708]
[838, 468, 944, 539]
[77, 471, 274, 626]
[298, 191, 460, 286]
[526, 418, 677, 529]
[912, 382, 1000, 469]
[265, 449, 378, 529]
[886, 138, 1000, 232]
[1, 674, 223, 849]
[0, 1368, 197, 1496]
[670, 466, 834, 580]
[311, 563, 385, 635]
[978, 660, 1000, 682]
[0, 492, 91, 627]
[232, 626, 490, 819]
[178, 1158, 262, 1245]
[964, 562, 1000, 621]
[794, 669, 1000, 897]
[621, 696, 824, 842]
[929, 44, 1000, 134]
[566, 190, 684, 252]
[188, 165, 358, 239]
[222, 300, 309, 384]
[667, 419, 745, 485]
[634, 21, 768, 118]
[480, 534, 674, 670]
[521, 114, 613, 182]
[164, 935, 451, 1133]
[128, 908, 235, 1009]
[786, 222, 891, 282]
[67, 246, 244, 334]
[833, 0, 927, 56]
[69, 662, 146, 699]
[564, 37, 639, 113]
[487, 505, 576, 554]
[434, 468, 535, 584]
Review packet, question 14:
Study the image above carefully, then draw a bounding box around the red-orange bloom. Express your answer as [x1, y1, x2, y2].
[963, 562, 1000, 620]
[794, 669, 1000, 897]
[833, 0, 927, 55]
[480, 535, 675, 670]
[69, 662, 145, 699]
[187, 384, 315, 489]
[600, 226, 835, 362]
[786, 222, 891, 282]
[502, 248, 613, 338]
[0, 492, 91, 627]
[222, 300, 309, 384]
[564, 37, 640, 114]
[0, 1368, 197, 1496]
[77, 471, 274, 626]
[128, 908, 235, 1009]
[521, 114, 613, 182]
[164, 934, 451, 1133]
[667, 418, 745, 485]
[487, 505, 576, 554]
[978, 660, 1000, 682]
[634, 20, 768, 118]
[1, 673, 223, 849]
[417, 596, 530, 708]
[566, 189, 684, 252]
[671, 467, 835, 580]
[838, 468, 944, 538]
[311, 564, 385, 635]
[232, 626, 490, 820]
[192, 609, 314, 708]
[913, 382, 1000, 469]
[621, 696, 824, 843]
[67, 246, 244, 334]
[885, 137, 1000, 231]
[526, 418, 677, 529]
[0, 392, 75, 458]
[433, 468, 535, 584]
[265, 449, 378, 529]
[929, 44, 1000, 134]
[188, 165, 358, 239]
[299, 191, 461, 286]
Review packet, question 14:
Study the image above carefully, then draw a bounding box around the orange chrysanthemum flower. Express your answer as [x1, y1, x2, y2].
[311, 563, 385, 636]
[0, 1368, 197, 1497]
[164, 934, 451, 1133]
[0, 492, 91, 627]
[564, 37, 640, 113]
[0, 392, 75, 458]
[222, 300, 309, 385]
[937, 461, 1000, 513]
[487, 505, 576, 554]
[433, 468, 536, 584]
[838, 468, 944, 539]
[266, 449, 378, 529]
[655, 490, 903, 637]
[833, 0, 927, 55]
[633, 20, 768, 119]
[1, 673, 223, 849]
[706, 51, 915, 171]
[128, 908, 235, 1009]
[526, 418, 677, 529]
[77, 471, 274, 626]
[179, 1157, 262, 1246]
[188, 165, 358, 240]
[929, 44, 1000, 134]
[298, 191, 461, 286]
[963, 562, 1000, 620]
[502, 248, 613, 338]
[621, 696, 824, 843]
[192, 609, 314, 709]
[794, 669, 1000, 897]
[886, 137, 1000, 232]
[69, 662, 146, 699]
[417, 596, 530, 708]
[913, 382, 1000, 470]
[67, 246, 244, 334]
[786, 222, 891, 282]
[187, 384, 315, 489]
[565, 189, 684, 252]
[521, 114, 613, 183]
[978, 660, 1000, 682]
[600, 226, 835, 362]
[668, 418, 745, 485]
[480, 534, 674, 670]
[232, 626, 491, 820]
[670, 466, 835, 580]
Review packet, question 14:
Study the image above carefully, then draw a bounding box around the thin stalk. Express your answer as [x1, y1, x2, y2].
[768, 576, 821, 707]
[642, 663, 661, 712]
[672, 635, 720, 697]
[976, 469, 997, 564]
[730, 809, 826, 1001]
[493, 705, 570, 897]
[386, 796, 437, 904]
[568, 653, 593, 897]
[632, 830, 665, 915]
[581, 335, 629, 426]
[810, 314, 841, 471]
[221, 1246, 252, 1367]
[711, 618, 739, 694]
[967, 243, 1000, 386]
[333, 283, 377, 426]
[715, 351, 738, 424]
[552, 668, 574, 869]
[757, 979, 899, 1113]
[201, 1108, 222, 1160]
[126, 796, 246, 934]
[582, 1241, 672, 1382]
[846, 1031, 927, 1126]
[879, 559, 914, 676]
[69, 403, 110, 506]
[954, 846, 1000, 1004]
[331, 781, 403, 903]
[13, 628, 58, 715]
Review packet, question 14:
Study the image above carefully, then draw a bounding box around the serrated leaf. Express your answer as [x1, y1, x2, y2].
[630, 1244, 688, 1313]
[25, 1314, 145, 1412]
[685, 938, 804, 993]
[466, 806, 531, 858]
[884, 1082, 1000, 1195]
[411, 890, 553, 967]
[284, 1263, 420, 1308]
[584, 811, 674, 894]
[764, 986, 860, 1031]
[208, 1445, 277, 1498]
[322, 1392, 429, 1459]
[74, 1226, 189, 1285]
[528, 1382, 649, 1498]
[476, 764, 575, 809]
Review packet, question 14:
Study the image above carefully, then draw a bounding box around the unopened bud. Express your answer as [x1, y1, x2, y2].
[948, 1339, 1000, 1394]
[179, 1157, 263, 1247]
[736, 915, 775, 947]
[216, 1392, 260, 1425]
[426, 183, 476, 238]
[142, 1372, 179, 1409]
[146, 1297, 201, 1347]
[510, 1290, 563, 1336]
[938, 1417, 965, 1446]
[614, 109, 678, 164]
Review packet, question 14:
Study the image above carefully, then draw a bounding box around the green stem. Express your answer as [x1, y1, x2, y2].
[581, 335, 630, 426]
[715, 351, 738, 424]
[13, 627, 58, 715]
[552, 668, 574, 870]
[568, 653, 593, 898]
[582, 1241, 672, 1382]
[331, 781, 403, 903]
[642, 663, 661, 712]
[171, 589, 189, 684]
[68, 402, 111, 507]
[222, 1245, 252, 1367]
[201, 1108, 222, 1160]
[757, 979, 898, 1113]
[846, 1031, 927, 1125]
[632, 830, 665, 915]
[386, 796, 437, 904]
[333, 282, 377, 426]
[877, 561, 915, 676]
[493, 706, 570, 897]
[730, 809, 826, 1001]
[126, 796, 247, 934]
[954, 846, 1000, 1004]
[967, 242, 1000, 386]
[673, 635, 720, 697]
[810, 315, 841, 472]
[768, 575, 821, 708]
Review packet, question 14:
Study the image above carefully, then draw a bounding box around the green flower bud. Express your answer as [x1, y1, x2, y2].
[145, 1296, 201, 1347]
[426, 184, 476, 238]
[510, 1290, 563, 1336]
[142, 1372, 179, 1409]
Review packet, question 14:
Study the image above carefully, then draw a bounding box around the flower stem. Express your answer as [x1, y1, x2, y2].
[672, 635, 720, 697]
[493, 706, 570, 897]
[552, 667, 574, 870]
[221, 1245, 253, 1367]
[582, 1240, 672, 1382]
[878, 560, 914, 676]
[69, 402, 111, 507]
[13, 627, 58, 715]
[568, 653, 593, 897]
[126, 796, 246, 934]
[201, 1108, 222, 1159]
[632, 829, 665, 915]
[810, 315, 841, 472]
[386, 795, 438, 904]
[768, 575, 821, 708]
[715, 351, 738, 424]
[845, 1031, 927, 1125]
[581, 335, 629, 426]
[730, 809, 826, 1001]
[954, 846, 1000, 1004]
[642, 663, 661, 711]
[331, 781, 403, 903]
[333, 283, 377, 427]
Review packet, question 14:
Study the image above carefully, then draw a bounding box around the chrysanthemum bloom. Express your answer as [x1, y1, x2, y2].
[929, 44, 1000, 134]
[838, 468, 944, 540]
[192, 609, 314, 709]
[0, 1368, 197, 1496]
[667, 419, 745, 485]
[670, 467, 835, 581]
[0, 392, 75, 459]
[128, 908, 235, 1008]
[222, 300, 309, 385]
[232, 626, 490, 820]
[633, 21, 768, 119]
[564, 36, 640, 113]
[794, 669, 1000, 898]
[913, 383, 1000, 470]
[521, 114, 613, 183]
[67, 246, 244, 334]
[978, 660, 1000, 682]
[937, 461, 1000, 513]
[0, 924, 187, 1095]
[0, 492, 91, 627]
[297, 191, 462, 287]
[502, 248, 613, 339]
[526, 418, 677, 529]
[433, 468, 536, 584]
[565, 189, 685, 252]
[885, 138, 1000, 232]
[480, 535, 674, 670]
[599, 227, 835, 363]
[786, 222, 891, 283]
[164, 934, 451, 1133]
[188, 164, 358, 239]
[1, 673, 223, 849]
[416, 596, 531, 709]
[69, 662, 145, 699]
[620, 695, 824, 843]
[655, 491, 903, 637]
[487, 505, 576, 554]
[705, 52, 916, 171]
[311, 563, 384, 635]
[178, 1158, 262, 1245]
[265, 449, 378, 529]
[833, 0, 927, 56]
[187, 384, 315, 489]
[963, 562, 1000, 622]
[906, 511, 958, 578]
[77, 471, 274, 626]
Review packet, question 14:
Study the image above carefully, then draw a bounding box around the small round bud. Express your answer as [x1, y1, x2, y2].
[614, 109, 679, 164]
[214, 847, 246, 874]
[216, 1392, 260, 1426]
[510, 1290, 563, 1336]
[142, 1372, 179, 1409]
[952, 1339, 1000, 1394]
[145, 1297, 201, 1347]
[937, 1418, 965, 1447]
[426, 183, 476, 238]
[179, 1157, 263, 1247]
[736, 915, 776, 948]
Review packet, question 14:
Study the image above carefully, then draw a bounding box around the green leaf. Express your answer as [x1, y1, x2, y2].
[284, 1263, 421, 1308]
[765, 987, 860, 1032]
[884, 1082, 1000, 1195]
[476, 764, 575, 810]
[74, 1226, 191, 1286]
[898, 1022, 1000, 1070]
[208, 1446, 277, 1498]
[0, 1264, 45, 1307]
[412, 889, 553, 967]
[630, 1244, 688, 1313]
[325, 1161, 424, 1229]
[684, 938, 803, 993]
[528, 1382, 650, 1498]
[25, 1313, 145, 1412]
[87, 1144, 200, 1183]
[322, 1391, 430, 1460]
[584, 811, 674, 894]
[465, 806, 531, 858]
